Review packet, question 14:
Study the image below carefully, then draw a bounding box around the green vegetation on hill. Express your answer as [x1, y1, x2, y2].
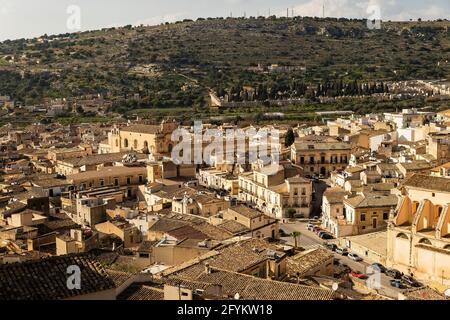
[0, 16, 449, 109]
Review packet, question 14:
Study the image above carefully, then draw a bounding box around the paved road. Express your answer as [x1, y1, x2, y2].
[280, 221, 405, 299]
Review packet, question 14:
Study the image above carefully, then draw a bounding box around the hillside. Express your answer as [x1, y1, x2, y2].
[1, 16, 450, 109]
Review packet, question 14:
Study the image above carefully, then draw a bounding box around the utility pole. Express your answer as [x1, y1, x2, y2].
[323, 2, 325, 18]
[287, 8, 289, 18]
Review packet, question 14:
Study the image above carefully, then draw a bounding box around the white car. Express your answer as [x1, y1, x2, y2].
[348, 253, 363, 262]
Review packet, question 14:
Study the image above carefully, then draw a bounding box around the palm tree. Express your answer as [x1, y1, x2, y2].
[290, 231, 302, 248]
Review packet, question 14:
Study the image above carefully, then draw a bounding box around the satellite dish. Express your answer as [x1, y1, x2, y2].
[444, 289, 450, 298]
[332, 283, 339, 291]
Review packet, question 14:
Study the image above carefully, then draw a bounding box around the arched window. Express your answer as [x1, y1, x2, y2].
[168, 144, 173, 153]
[124, 139, 129, 148]
[396, 233, 409, 240]
[444, 245, 450, 251]
[134, 140, 138, 150]
[413, 201, 420, 214]
[419, 238, 432, 245]
[144, 141, 148, 148]
[115, 139, 119, 147]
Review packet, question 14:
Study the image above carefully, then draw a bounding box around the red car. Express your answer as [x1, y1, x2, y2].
[350, 271, 368, 280]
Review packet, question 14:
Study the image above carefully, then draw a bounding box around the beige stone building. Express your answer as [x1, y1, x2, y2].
[238, 163, 312, 219]
[99, 121, 178, 155]
[325, 192, 399, 238]
[67, 166, 147, 198]
[387, 174, 450, 287]
[95, 219, 142, 248]
[291, 136, 351, 177]
[197, 168, 239, 195]
[218, 205, 279, 239]
[171, 193, 229, 218]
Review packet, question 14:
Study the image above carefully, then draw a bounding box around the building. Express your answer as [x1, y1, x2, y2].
[100, 121, 178, 155]
[238, 163, 312, 219]
[291, 137, 351, 177]
[67, 166, 147, 197]
[55, 152, 147, 176]
[197, 168, 239, 195]
[95, 219, 142, 248]
[0, 254, 116, 300]
[218, 205, 279, 239]
[171, 193, 229, 218]
[322, 187, 350, 237]
[342, 192, 399, 236]
[387, 174, 450, 287]
[72, 196, 116, 226]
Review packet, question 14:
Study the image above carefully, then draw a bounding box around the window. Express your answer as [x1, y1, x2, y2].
[360, 213, 366, 222]
[133, 140, 138, 150]
[138, 175, 143, 183]
[309, 156, 315, 164]
[100, 179, 104, 187]
[126, 177, 131, 185]
[294, 188, 298, 196]
[301, 188, 306, 195]
[300, 157, 305, 164]
[432, 193, 435, 197]
[124, 139, 129, 148]
[114, 178, 119, 186]
[383, 212, 389, 220]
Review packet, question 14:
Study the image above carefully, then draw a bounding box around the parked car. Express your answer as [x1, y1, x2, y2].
[306, 223, 315, 230]
[386, 269, 403, 279]
[317, 231, 328, 237]
[314, 228, 323, 235]
[333, 258, 340, 266]
[390, 279, 406, 289]
[350, 271, 368, 280]
[335, 247, 348, 256]
[348, 253, 363, 262]
[320, 233, 334, 240]
[326, 243, 338, 251]
[401, 275, 422, 288]
[370, 263, 386, 273]
[312, 226, 321, 233]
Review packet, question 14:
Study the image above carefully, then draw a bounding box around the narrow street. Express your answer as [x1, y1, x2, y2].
[280, 221, 405, 299]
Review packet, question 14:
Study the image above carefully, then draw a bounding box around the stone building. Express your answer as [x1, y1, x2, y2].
[387, 174, 450, 287]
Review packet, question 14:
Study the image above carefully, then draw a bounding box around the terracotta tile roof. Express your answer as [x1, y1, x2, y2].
[121, 124, 161, 134]
[168, 239, 284, 276]
[166, 225, 209, 241]
[60, 152, 147, 167]
[217, 220, 249, 235]
[323, 188, 349, 204]
[228, 205, 263, 219]
[0, 254, 115, 300]
[287, 248, 334, 277]
[168, 269, 335, 300]
[403, 174, 450, 193]
[118, 284, 164, 300]
[344, 193, 398, 208]
[106, 269, 134, 288]
[402, 287, 447, 300]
